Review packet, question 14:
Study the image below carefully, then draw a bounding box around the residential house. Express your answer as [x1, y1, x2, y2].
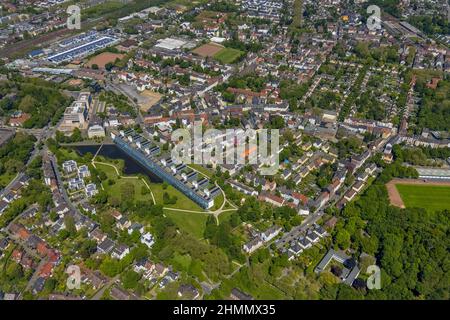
[33, 277, 46, 294]
[80, 202, 96, 215]
[154, 263, 168, 277]
[258, 193, 285, 207]
[282, 169, 292, 180]
[110, 210, 123, 221]
[291, 192, 308, 206]
[292, 174, 302, 185]
[62, 160, 77, 174]
[365, 163, 377, 175]
[262, 180, 277, 192]
[356, 171, 369, 182]
[2, 192, 17, 203]
[39, 262, 54, 278]
[229, 180, 259, 196]
[230, 288, 253, 300]
[344, 189, 357, 202]
[116, 217, 131, 230]
[81, 269, 107, 290]
[306, 230, 320, 243]
[260, 225, 281, 242]
[314, 249, 360, 286]
[313, 192, 330, 209]
[298, 237, 312, 250]
[243, 237, 263, 253]
[111, 244, 130, 260]
[141, 232, 155, 248]
[352, 180, 365, 193]
[298, 205, 310, 216]
[128, 223, 144, 235]
[85, 183, 98, 197]
[326, 179, 343, 197]
[89, 228, 107, 243]
[0, 238, 10, 253]
[0, 200, 8, 214]
[11, 249, 23, 263]
[78, 165, 90, 178]
[289, 242, 303, 256]
[178, 284, 200, 300]
[68, 177, 84, 191]
[313, 224, 327, 238]
[134, 259, 155, 275]
[97, 238, 115, 254]
[110, 285, 138, 300]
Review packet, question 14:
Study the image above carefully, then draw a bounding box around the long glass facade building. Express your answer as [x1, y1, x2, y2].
[111, 131, 214, 209]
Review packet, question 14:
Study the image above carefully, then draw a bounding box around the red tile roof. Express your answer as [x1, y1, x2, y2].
[39, 262, 54, 278]
[37, 242, 50, 256]
[291, 192, 308, 205]
[9, 113, 31, 126]
[18, 228, 31, 240]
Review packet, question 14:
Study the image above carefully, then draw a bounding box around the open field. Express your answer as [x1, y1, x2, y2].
[218, 210, 233, 224]
[165, 0, 200, 10]
[396, 184, 450, 212]
[187, 164, 214, 179]
[386, 178, 450, 212]
[86, 52, 124, 69]
[192, 42, 224, 57]
[149, 181, 203, 212]
[214, 48, 244, 64]
[0, 173, 15, 189]
[94, 160, 203, 212]
[165, 210, 208, 239]
[139, 90, 163, 112]
[94, 162, 154, 203]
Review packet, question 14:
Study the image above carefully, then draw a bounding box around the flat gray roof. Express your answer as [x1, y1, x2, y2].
[315, 249, 351, 273]
[416, 167, 450, 178]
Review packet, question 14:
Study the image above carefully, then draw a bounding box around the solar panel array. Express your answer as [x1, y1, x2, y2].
[48, 35, 119, 64]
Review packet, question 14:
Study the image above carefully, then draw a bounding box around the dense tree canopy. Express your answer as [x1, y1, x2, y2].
[335, 162, 448, 299]
[0, 77, 72, 128]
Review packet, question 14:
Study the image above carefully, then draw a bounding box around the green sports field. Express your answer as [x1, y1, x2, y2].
[214, 48, 244, 64]
[395, 184, 450, 212]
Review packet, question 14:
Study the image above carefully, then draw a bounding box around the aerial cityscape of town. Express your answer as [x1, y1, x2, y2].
[0, 0, 449, 304]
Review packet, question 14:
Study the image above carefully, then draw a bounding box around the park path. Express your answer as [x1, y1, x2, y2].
[91, 274, 120, 300]
[92, 161, 156, 205]
[92, 143, 104, 161]
[186, 165, 238, 219]
[92, 161, 237, 219]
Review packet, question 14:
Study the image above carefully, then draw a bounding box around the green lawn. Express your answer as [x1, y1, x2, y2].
[211, 192, 224, 211]
[218, 210, 232, 224]
[95, 163, 153, 203]
[214, 48, 244, 64]
[0, 173, 15, 189]
[188, 164, 214, 178]
[396, 184, 450, 212]
[94, 161, 203, 211]
[165, 210, 208, 239]
[252, 282, 287, 300]
[150, 182, 203, 211]
[171, 252, 192, 272]
[109, 178, 152, 202]
[218, 259, 289, 300]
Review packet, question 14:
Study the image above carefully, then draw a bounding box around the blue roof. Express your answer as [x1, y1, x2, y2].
[29, 49, 44, 57]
